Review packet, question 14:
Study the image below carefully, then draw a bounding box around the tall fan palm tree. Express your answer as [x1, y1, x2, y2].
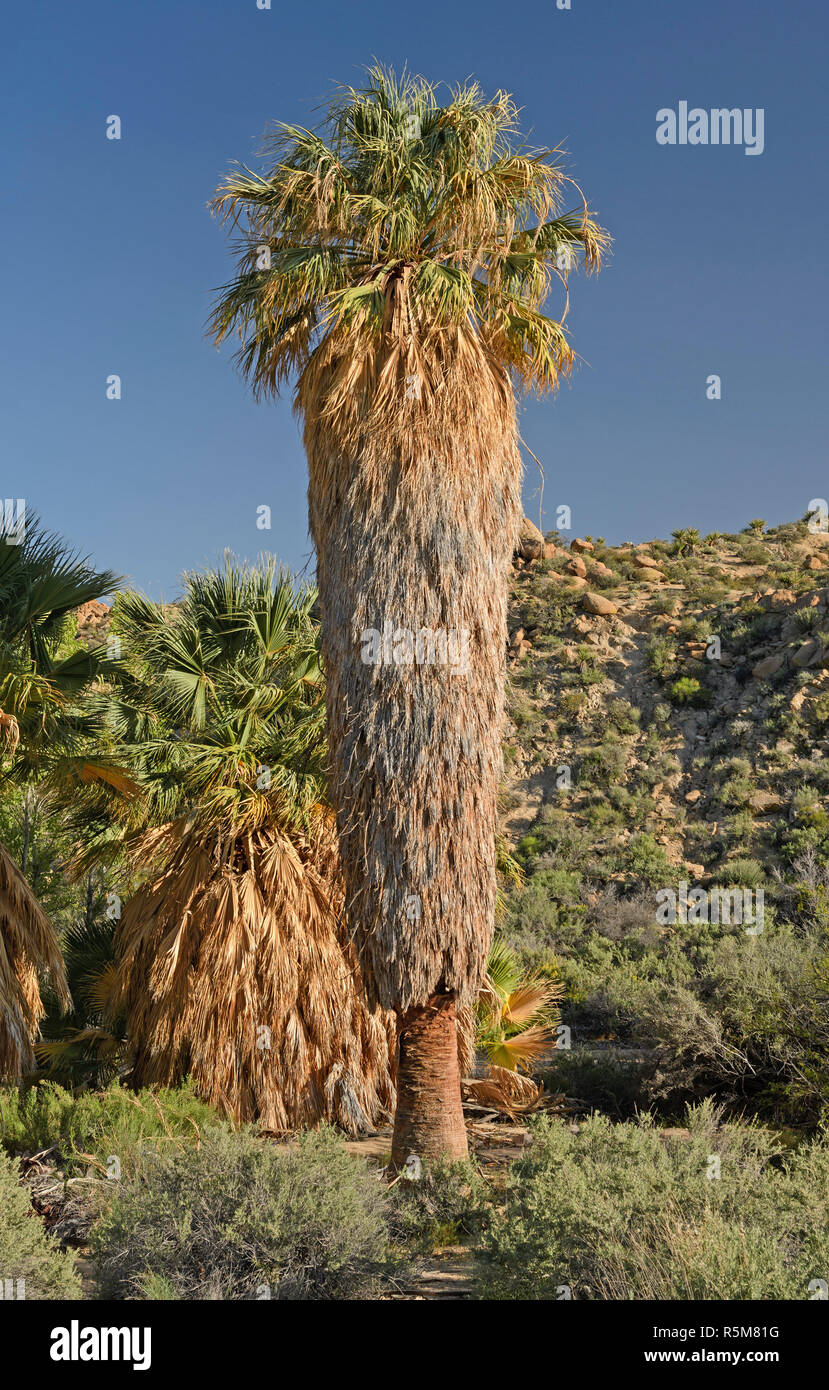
[209, 67, 607, 1162]
[64, 561, 395, 1131]
[0, 516, 119, 1078]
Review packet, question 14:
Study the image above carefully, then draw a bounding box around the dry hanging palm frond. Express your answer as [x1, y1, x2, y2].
[0, 841, 69, 1079]
[109, 809, 395, 1133]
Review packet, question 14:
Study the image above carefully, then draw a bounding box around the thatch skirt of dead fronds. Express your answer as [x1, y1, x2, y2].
[110, 816, 396, 1133]
[305, 335, 523, 1012]
[0, 840, 69, 1079]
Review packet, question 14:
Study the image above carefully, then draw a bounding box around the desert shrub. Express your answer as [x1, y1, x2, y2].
[516, 813, 595, 875]
[478, 1102, 829, 1300]
[627, 924, 829, 1126]
[0, 1149, 81, 1299]
[668, 676, 709, 707]
[796, 606, 823, 630]
[388, 1158, 489, 1252]
[606, 699, 641, 735]
[721, 857, 766, 888]
[92, 1125, 390, 1300]
[579, 738, 627, 787]
[622, 834, 672, 887]
[540, 1047, 650, 1119]
[645, 634, 676, 678]
[716, 773, 756, 809]
[0, 1081, 216, 1178]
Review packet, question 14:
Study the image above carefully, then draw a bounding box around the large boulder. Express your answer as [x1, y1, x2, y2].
[567, 555, 588, 579]
[571, 537, 594, 554]
[752, 652, 786, 679]
[750, 791, 787, 814]
[582, 591, 618, 617]
[516, 517, 545, 561]
[793, 639, 821, 668]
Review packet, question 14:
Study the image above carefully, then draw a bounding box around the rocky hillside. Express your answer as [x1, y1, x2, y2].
[74, 599, 112, 647]
[501, 515, 829, 888]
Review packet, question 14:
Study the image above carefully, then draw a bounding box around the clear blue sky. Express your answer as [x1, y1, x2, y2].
[4, 0, 828, 599]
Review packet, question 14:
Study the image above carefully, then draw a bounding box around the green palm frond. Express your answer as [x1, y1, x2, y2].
[59, 558, 327, 870]
[208, 64, 608, 408]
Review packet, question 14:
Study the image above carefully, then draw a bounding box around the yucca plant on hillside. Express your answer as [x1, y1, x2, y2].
[210, 66, 606, 1163]
[0, 518, 119, 1079]
[63, 561, 395, 1132]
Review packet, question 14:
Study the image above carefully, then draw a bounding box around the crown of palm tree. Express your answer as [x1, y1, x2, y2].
[209, 65, 608, 442]
[89, 557, 326, 843]
[63, 560, 395, 1132]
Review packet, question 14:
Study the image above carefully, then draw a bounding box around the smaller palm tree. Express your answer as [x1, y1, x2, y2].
[462, 940, 561, 1115]
[0, 518, 119, 1079]
[36, 907, 125, 1089]
[63, 560, 395, 1132]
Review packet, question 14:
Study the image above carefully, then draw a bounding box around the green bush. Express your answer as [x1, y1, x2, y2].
[645, 635, 677, 678]
[668, 676, 709, 707]
[388, 1158, 488, 1252]
[0, 1081, 216, 1178]
[92, 1125, 391, 1300]
[623, 834, 672, 887]
[0, 1149, 81, 1299]
[478, 1102, 829, 1300]
[720, 857, 766, 888]
[540, 1047, 650, 1119]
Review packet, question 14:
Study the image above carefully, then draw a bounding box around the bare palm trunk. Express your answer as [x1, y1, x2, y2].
[391, 993, 467, 1166]
[307, 356, 522, 1160]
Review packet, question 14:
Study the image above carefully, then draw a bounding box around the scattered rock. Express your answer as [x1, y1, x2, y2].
[752, 652, 786, 679]
[684, 863, 707, 879]
[582, 592, 618, 617]
[516, 517, 544, 561]
[793, 639, 821, 668]
[750, 791, 787, 813]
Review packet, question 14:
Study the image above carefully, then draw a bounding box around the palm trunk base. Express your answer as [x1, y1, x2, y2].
[390, 994, 468, 1169]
